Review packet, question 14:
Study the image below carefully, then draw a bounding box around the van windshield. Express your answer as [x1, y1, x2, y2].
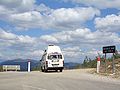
[48, 55, 62, 60]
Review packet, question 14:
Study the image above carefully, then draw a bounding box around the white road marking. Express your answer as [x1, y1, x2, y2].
[23, 85, 47, 90]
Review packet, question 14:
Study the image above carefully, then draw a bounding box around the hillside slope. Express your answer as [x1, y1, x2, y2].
[100, 58, 120, 78]
[0, 59, 39, 71]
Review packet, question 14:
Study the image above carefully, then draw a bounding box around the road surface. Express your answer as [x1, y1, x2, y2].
[0, 69, 120, 90]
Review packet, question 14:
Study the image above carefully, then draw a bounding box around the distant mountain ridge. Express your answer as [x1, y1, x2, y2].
[64, 62, 80, 69]
[0, 59, 39, 71]
[0, 59, 80, 71]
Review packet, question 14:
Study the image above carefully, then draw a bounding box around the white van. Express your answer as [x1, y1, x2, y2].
[40, 45, 64, 72]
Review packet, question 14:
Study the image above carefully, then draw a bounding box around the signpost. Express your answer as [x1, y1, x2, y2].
[97, 56, 100, 73]
[103, 45, 116, 74]
[28, 61, 31, 72]
[103, 46, 116, 53]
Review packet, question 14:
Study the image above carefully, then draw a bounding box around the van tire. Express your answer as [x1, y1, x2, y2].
[55, 70, 58, 72]
[44, 69, 47, 72]
[60, 69, 62, 72]
[41, 69, 44, 72]
[41, 67, 44, 72]
[43, 66, 47, 72]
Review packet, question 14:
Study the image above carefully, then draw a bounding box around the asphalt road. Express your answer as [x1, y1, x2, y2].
[0, 69, 120, 90]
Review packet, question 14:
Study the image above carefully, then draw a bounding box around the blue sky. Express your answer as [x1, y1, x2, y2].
[0, 0, 120, 63]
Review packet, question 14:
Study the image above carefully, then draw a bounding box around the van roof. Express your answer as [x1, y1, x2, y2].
[47, 45, 62, 54]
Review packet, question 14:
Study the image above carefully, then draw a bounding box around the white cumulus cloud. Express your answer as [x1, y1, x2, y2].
[0, 28, 17, 40]
[0, 3, 100, 31]
[95, 14, 120, 32]
[0, 0, 35, 12]
[40, 28, 120, 46]
[0, 28, 45, 60]
[40, 35, 59, 44]
[62, 0, 120, 9]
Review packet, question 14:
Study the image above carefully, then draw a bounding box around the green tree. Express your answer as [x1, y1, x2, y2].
[0, 66, 3, 72]
[82, 56, 97, 68]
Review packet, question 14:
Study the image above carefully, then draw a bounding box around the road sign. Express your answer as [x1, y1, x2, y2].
[103, 45, 116, 74]
[103, 46, 116, 53]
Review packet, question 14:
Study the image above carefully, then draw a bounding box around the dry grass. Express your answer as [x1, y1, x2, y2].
[98, 59, 120, 79]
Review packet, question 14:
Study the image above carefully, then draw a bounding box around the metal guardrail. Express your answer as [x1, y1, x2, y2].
[3, 65, 20, 71]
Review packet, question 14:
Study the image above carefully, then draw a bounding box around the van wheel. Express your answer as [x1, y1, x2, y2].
[60, 69, 62, 72]
[43, 66, 47, 72]
[41, 69, 44, 72]
[41, 67, 44, 72]
[44, 69, 47, 72]
[55, 70, 58, 72]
